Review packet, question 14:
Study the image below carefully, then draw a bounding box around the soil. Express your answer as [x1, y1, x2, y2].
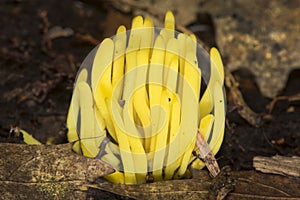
[0, 0, 299, 196]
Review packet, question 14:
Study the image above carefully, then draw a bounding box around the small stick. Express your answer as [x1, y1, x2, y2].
[225, 68, 262, 127]
[267, 93, 300, 113]
[39, 10, 52, 50]
[253, 155, 300, 177]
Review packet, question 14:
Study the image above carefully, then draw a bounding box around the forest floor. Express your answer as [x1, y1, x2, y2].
[0, 0, 299, 199]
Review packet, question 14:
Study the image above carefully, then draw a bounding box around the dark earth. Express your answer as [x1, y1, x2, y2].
[0, 0, 299, 197]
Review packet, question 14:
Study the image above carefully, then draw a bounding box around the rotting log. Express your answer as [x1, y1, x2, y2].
[1, 143, 300, 199]
[89, 168, 300, 200]
[0, 143, 114, 199]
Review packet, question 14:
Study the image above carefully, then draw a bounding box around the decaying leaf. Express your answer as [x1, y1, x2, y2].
[196, 129, 220, 177]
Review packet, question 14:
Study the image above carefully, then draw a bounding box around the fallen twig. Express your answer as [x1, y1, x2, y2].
[225, 68, 262, 127]
[253, 155, 300, 178]
[76, 33, 101, 45]
[39, 10, 52, 50]
[267, 93, 300, 113]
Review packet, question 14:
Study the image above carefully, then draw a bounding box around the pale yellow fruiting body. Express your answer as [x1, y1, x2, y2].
[15, 129, 42, 145]
[66, 10, 226, 184]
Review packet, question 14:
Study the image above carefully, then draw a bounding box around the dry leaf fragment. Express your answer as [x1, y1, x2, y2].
[196, 129, 220, 177]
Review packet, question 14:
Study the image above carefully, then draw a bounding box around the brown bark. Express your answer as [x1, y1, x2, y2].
[1, 143, 300, 199]
[253, 155, 300, 177]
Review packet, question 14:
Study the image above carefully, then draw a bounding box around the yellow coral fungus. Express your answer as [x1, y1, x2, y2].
[67, 11, 225, 184]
